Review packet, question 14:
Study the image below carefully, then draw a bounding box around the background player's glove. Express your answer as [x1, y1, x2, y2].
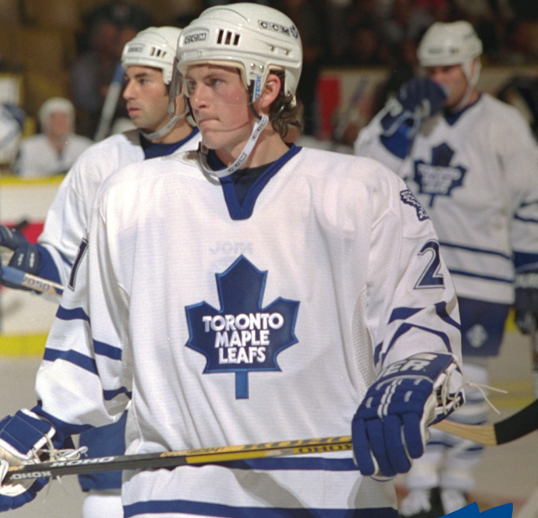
[514, 267, 538, 335]
[0, 225, 40, 290]
[0, 409, 54, 511]
[352, 352, 463, 479]
[381, 77, 448, 140]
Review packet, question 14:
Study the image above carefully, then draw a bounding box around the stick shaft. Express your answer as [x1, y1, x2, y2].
[0, 266, 64, 297]
[6, 436, 352, 482]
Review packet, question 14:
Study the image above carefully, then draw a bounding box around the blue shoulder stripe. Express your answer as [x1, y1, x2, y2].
[56, 306, 90, 323]
[124, 499, 398, 518]
[43, 347, 98, 374]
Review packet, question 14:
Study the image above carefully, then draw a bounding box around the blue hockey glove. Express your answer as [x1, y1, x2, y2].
[0, 225, 40, 290]
[352, 352, 463, 479]
[0, 409, 55, 511]
[514, 268, 538, 335]
[381, 77, 448, 140]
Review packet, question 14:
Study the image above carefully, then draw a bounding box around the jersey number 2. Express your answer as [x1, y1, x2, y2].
[416, 241, 444, 288]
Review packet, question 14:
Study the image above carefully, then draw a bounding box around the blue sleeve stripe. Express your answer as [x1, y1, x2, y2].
[124, 499, 398, 518]
[383, 323, 452, 363]
[514, 214, 538, 224]
[389, 307, 422, 323]
[94, 340, 122, 361]
[439, 241, 511, 260]
[449, 269, 513, 284]
[56, 305, 90, 323]
[103, 387, 131, 401]
[43, 347, 98, 375]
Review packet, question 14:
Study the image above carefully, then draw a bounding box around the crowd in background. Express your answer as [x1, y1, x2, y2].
[2, 0, 538, 175]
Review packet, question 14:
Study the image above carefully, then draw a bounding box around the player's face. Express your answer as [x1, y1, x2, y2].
[424, 64, 469, 109]
[123, 66, 171, 132]
[184, 64, 254, 154]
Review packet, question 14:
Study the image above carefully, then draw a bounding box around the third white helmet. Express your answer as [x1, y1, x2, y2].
[121, 26, 181, 85]
[177, 3, 302, 104]
[418, 21, 482, 68]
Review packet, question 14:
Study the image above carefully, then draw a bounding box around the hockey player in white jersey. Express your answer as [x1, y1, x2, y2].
[0, 26, 200, 518]
[0, 5, 464, 517]
[355, 20, 538, 517]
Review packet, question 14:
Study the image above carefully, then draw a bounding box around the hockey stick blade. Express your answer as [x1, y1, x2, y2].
[0, 265, 64, 298]
[434, 399, 538, 446]
[5, 436, 352, 483]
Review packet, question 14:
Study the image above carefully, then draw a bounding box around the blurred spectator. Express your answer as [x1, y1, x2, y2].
[15, 98, 92, 179]
[378, 0, 434, 46]
[278, 0, 328, 135]
[0, 104, 24, 169]
[509, 0, 538, 21]
[81, 0, 152, 53]
[501, 18, 538, 64]
[345, 25, 390, 65]
[70, 19, 121, 138]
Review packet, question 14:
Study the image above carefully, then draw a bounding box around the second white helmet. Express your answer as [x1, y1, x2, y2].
[418, 21, 482, 67]
[121, 26, 182, 85]
[177, 3, 302, 104]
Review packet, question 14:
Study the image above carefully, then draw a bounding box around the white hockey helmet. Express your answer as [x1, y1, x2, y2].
[418, 21, 482, 86]
[121, 26, 181, 85]
[177, 3, 302, 104]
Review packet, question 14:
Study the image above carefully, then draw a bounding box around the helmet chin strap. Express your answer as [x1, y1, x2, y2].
[198, 114, 269, 179]
[452, 59, 481, 113]
[140, 112, 185, 141]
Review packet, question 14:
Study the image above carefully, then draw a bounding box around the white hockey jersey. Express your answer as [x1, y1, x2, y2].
[355, 93, 538, 305]
[35, 146, 462, 517]
[37, 129, 201, 286]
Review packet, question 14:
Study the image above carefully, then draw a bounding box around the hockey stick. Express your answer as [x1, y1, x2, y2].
[94, 62, 124, 142]
[530, 317, 538, 399]
[5, 436, 353, 483]
[434, 399, 538, 446]
[0, 265, 64, 298]
[5, 399, 538, 483]
[7, 400, 538, 482]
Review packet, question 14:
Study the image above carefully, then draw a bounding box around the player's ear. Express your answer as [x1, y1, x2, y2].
[257, 74, 282, 115]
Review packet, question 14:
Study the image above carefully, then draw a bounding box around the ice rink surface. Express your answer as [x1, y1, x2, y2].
[0, 331, 536, 517]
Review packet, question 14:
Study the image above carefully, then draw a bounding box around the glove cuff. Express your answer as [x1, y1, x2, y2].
[0, 410, 55, 463]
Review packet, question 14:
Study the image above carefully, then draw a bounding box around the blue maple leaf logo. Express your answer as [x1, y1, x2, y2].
[414, 142, 467, 207]
[185, 256, 300, 399]
[444, 503, 513, 517]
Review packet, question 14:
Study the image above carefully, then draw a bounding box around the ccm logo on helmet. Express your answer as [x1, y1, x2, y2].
[127, 43, 145, 53]
[258, 20, 299, 39]
[184, 32, 207, 44]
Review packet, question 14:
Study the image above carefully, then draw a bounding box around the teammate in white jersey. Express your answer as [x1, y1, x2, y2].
[355, 21, 538, 517]
[0, 26, 200, 518]
[0, 5, 464, 517]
